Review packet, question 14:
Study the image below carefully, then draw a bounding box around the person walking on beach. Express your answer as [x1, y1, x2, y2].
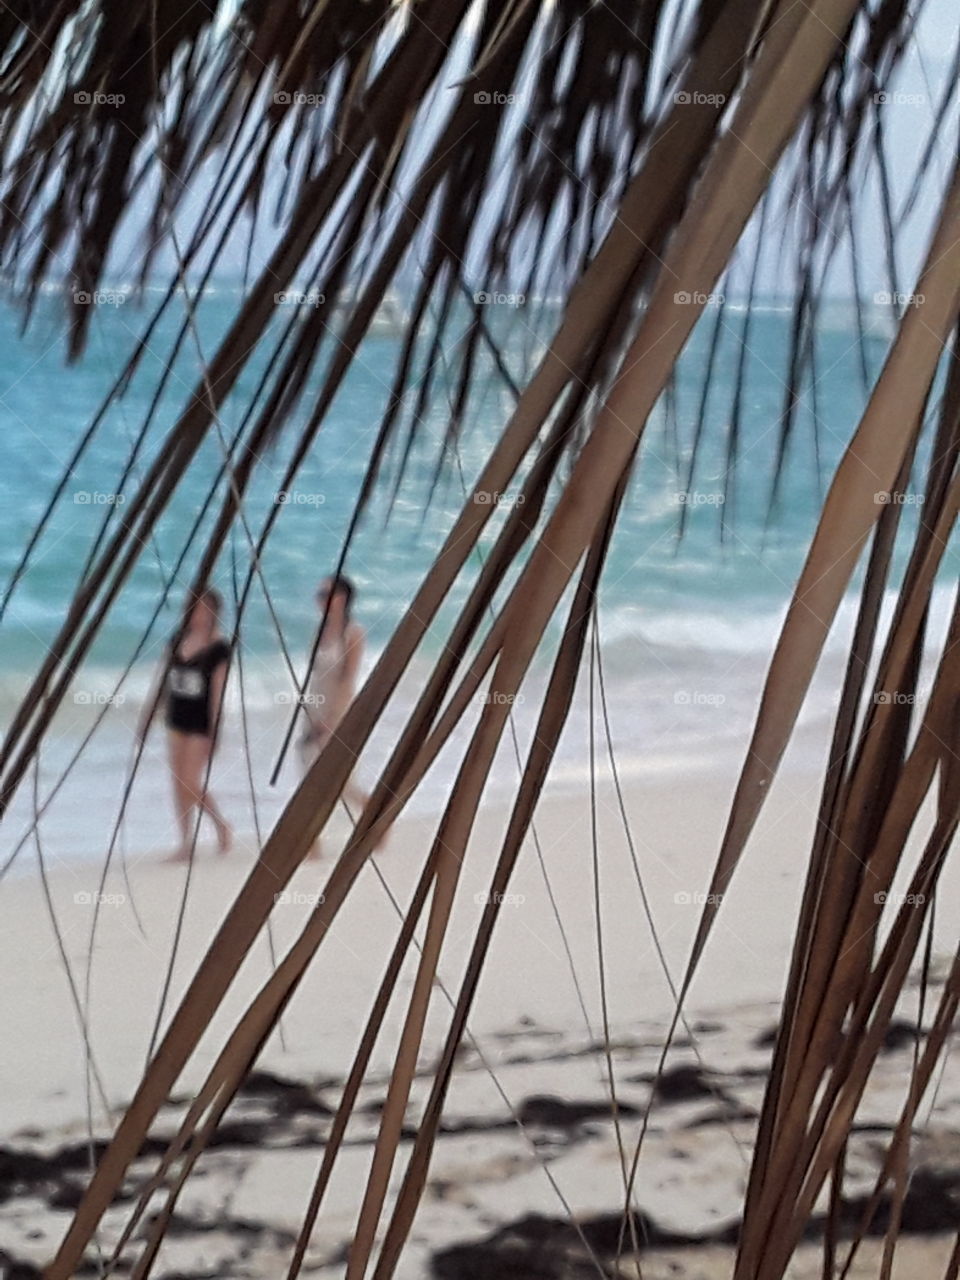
[299, 575, 367, 856]
[140, 586, 233, 861]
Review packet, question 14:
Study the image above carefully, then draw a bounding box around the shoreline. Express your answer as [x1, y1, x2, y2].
[3, 693, 838, 873]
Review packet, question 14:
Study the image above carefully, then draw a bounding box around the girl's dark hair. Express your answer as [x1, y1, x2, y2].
[320, 574, 355, 621]
[331, 575, 355, 618]
[171, 586, 223, 658]
[184, 586, 222, 627]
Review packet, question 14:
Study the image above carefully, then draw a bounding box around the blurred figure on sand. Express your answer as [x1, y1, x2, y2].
[139, 586, 232, 861]
[300, 575, 368, 856]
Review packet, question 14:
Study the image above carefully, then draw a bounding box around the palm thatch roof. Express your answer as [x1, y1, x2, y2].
[0, 0, 958, 1276]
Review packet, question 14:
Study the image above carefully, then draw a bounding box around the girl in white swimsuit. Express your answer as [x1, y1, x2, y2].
[299, 575, 367, 855]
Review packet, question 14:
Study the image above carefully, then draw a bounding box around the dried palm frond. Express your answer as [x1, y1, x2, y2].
[0, 0, 957, 1277]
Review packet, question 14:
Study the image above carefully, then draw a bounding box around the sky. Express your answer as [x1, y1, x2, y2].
[104, 0, 960, 302]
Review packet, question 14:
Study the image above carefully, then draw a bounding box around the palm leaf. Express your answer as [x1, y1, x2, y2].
[0, 0, 956, 1277]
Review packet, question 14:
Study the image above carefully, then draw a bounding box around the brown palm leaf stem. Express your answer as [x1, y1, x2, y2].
[0, 0, 952, 1278]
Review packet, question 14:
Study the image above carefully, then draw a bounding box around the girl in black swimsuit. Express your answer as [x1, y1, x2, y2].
[139, 587, 233, 861]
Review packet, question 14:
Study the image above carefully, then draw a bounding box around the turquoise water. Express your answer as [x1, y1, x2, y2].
[0, 292, 903, 662]
[0, 291, 952, 862]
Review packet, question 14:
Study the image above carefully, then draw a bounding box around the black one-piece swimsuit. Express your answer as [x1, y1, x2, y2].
[165, 640, 230, 737]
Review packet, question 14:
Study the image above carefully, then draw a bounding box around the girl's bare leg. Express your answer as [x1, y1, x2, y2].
[342, 781, 392, 852]
[166, 733, 232, 860]
[344, 781, 367, 811]
[299, 735, 326, 860]
[200, 788, 233, 855]
[167, 731, 196, 861]
[187, 734, 232, 854]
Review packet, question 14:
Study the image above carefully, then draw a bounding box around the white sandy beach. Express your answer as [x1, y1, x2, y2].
[1, 766, 813, 1126]
[0, 761, 956, 1276]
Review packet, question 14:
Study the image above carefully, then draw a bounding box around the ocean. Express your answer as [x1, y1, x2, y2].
[0, 290, 953, 866]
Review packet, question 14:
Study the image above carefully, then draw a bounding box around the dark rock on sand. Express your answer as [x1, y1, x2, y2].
[431, 1210, 738, 1278]
[433, 1157, 960, 1280]
[880, 1020, 925, 1052]
[0, 1136, 166, 1207]
[0, 1249, 42, 1279]
[205, 1120, 274, 1150]
[839, 1167, 960, 1236]
[753, 1019, 924, 1054]
[0, 1151, 49, 1204]
[431, 1212, 621, 1279]
[236, 1070, 333, 1118]
[631, 1065, 737, 1107]
[753, 1025, 778, 1049]
[517, 1096, 639, 1128]
[160, 1210, 297, 1246]
[684, 1104, 758, 1128]
[45, 1179, 87, 1210]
